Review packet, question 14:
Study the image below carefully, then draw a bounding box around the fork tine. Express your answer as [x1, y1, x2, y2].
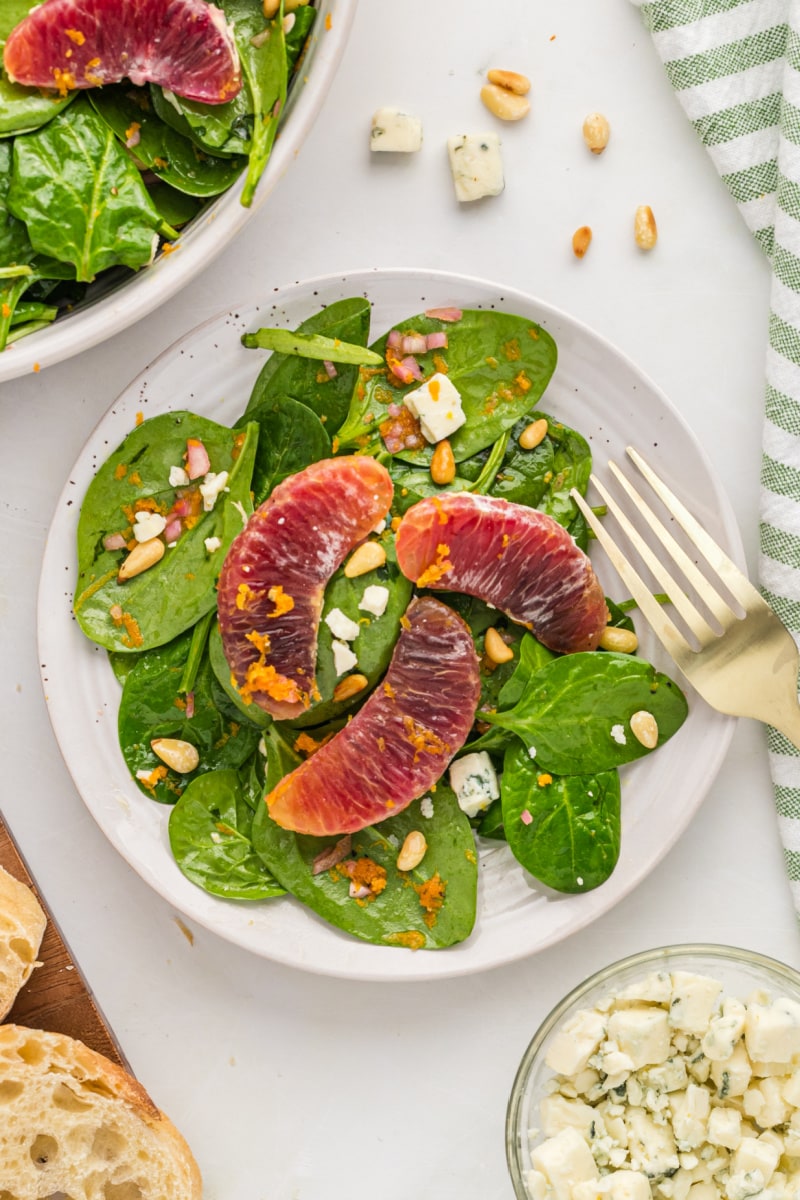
[589, 471, 718, 643]
[570, 488, 692, 663]
[626, 447, 762, 610]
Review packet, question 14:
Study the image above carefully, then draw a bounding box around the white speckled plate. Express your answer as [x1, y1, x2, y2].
[37, 267, 739, 982]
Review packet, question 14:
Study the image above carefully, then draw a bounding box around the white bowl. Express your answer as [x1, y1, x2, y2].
[0, 0, 357, 383]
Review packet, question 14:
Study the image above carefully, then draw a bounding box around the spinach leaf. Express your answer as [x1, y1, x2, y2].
[252, 729, 477, 949]
[495, 633, 556, 710]
[336, 309, 558, 463]
[119, 633, 260, 804]
[146, 181, 202, 229]
[150, 84, 251, 157]
[484, 651, 688, 775]
[239, 297, 371, 430]
[236, 1, 287, 207]
[208, 620, 271, 728]
[388, 462, 473, 516]
[501, 743, 621, 893]
[284, 2, 316, 61]
[246, 394, 331, 506]
[242, 327, 383, 365]
[74, 412, 258, 652]
[8, 98, 164, 281]
[89, 87, 245, 197]
[168, 767, 284, 899]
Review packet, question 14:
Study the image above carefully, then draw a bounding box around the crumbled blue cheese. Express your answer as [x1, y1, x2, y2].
[359, 585, 390, 618]
[403, 372, 466, 444]
[610, 724, 627, 745]
[420, 795, 434, 819]
[447, 132, 504, 201]
[331, 640, 358, 675]
[199, 470, 229, 512]
[204, 536, 222, 554]
[169, 464, 190, 487]
[325, 607, 361, 642]
[526, 970, 800, 1200]
[370, 107, 423, 152]
[448, 751, 499, 818]
[133, 511, 167, 542]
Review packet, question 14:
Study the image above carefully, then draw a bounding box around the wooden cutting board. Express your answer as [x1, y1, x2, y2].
[0, 811, 129, 1070]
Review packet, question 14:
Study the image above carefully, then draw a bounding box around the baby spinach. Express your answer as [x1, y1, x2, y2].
[247, 395, 331, 505]
[484, 651, 688, 775]
[74, 412, 258, 652]
[119, 633, 260, 805]
[8, 99, 168, 282]
[239, 297, 371, 431]
[336, 309, 558, 463]
[168, 767, 284, 900]
[501, 743, 621, 893]
[208, 621, 271, 728]
[242, 327, 383, 366]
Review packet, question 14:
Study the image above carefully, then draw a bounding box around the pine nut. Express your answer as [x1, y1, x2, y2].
[480, 83, 530, 122]
[598, 626, 639, 654]
[333, 673, 369, 702]
[117, 537, 164, 581]
[487, 69, 531, 96]
[262, 0, 279, 15]
[634, 205, 657, 251]
[396, 830, 427, 872]
[582, 112, 610, 155]
[630, 710, 659, 749]
[572, 226, 592, 259]
[344, 541, 386, 578]
[485, 627, 514, 664]
[430, 439, 456, 485]
[518, 418, 549, 450]
[150, 738, 199, 774]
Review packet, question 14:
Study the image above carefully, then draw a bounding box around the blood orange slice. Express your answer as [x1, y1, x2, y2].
[217, 456, 394, 722]
[267, 596, 481, 836]
[3, 0, 241, 104]
[395, 493, 608, 654]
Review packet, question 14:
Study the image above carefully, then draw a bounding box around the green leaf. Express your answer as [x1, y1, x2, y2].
[246, 394, 331, 506]
[484, 651, 689, 775]
[208, 620, 271, 728]
[501, 743, 621, 893]
[169, 767, 284, 899]
[238, 3, 287, 207]
[74, 412, 258, 652]
[242, 326, 384, 366]
[336, 309, 558, 461]
[8, 98, 162, 281]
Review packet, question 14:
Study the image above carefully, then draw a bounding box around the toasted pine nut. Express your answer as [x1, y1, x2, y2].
[262, 0, 279, 15]
[480, 83, 530, 122]
[430, 438, 456, 485]
[397, 830, 427, 872]
[630, 710, 659, 749]
[487, 69, 531, 96]
[117, 537, 164, 581]
[344, 541, 386, 578]
[333, 673, 369, 702]
[634, 205, 657, 251]
[151, 738, 199, 774]
[518, 418, 549, 451]
[485, 627, 514, 665]
[572, 225, 592, 259]
[598, 626, 639, 654]
[582, 112, 610, 154]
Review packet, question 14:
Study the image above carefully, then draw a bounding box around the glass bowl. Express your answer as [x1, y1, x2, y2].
[506, 944, 800, 1200]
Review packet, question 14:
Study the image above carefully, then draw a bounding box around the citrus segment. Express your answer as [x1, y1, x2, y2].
[217, 456, 394, 721]
[3, 0, 241, 104]
[266, 597, 481, 836]
[395, 492, 608, 653]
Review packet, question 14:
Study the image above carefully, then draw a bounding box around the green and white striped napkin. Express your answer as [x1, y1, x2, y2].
[632, 0, 800, 906]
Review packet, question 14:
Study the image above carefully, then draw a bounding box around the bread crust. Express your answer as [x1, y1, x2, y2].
[0, 1024, 203, 1198]
[0, 865, 47, 1020]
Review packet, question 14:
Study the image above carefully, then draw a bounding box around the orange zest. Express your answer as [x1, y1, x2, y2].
[402, 714, 450, 762]
[267, 585, 294, 617]
[416, 543, 453, 588]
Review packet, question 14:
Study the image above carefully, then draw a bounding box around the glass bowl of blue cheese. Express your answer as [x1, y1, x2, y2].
[506, 945, 800, 1200]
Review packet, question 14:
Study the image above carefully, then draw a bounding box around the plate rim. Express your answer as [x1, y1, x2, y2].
[37, 265, 738, 982]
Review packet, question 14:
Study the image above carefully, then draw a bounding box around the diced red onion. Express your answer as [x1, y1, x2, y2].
[349, 882, 372, 900]
[426, 331, 448, 350]
[520, 809, 533, 826]
[401, 334, 427, 356]
[103, 532, 127, 551]
[185, 691, 195, 719]
[387, 402, 402, 417]
[322, 359, 338, 379]
[388, 358, 416, 384]
[125, 129, 141, 149]
[400, 355, 424, 381]
[404, 435, 419, 448]
[386, 329, 402, 350]
[164, 516, 182, 543]
[312, 834, 352, 875]
[383, 436, 403, 454]
[172, 496, 192, 518]
[424, 307, 462, 322]
[186, 438, 210, 480]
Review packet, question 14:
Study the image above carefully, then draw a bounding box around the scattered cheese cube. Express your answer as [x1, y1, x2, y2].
[370, 107, 423, 152]
[403, 372, 466, 444]
[706, 1106, 742, 1150]
[325, 607, 361, 642]
[607, 1006, 671, 1070]
[710, 1042, 753, 1098]
[745, 997, 800, 1064]
[731, 1136, 780, 1184]
[133, 511, 167, 542]
[359, 584, 390, 618]
[669, 973, 723, 1035]
[169, 464, 189, 487]
[545, 1009, 606, 1076]
[539, 1094, 597, 1139]
[530, 1127, 598, 1200]
[448, 751, 499, 818]
[331, 639, 358, 676]
[199, 470, 229, 512]
[204, 536, 222, 553]
[447, 132, 504, 202]
[625, 1108, 680, 1180]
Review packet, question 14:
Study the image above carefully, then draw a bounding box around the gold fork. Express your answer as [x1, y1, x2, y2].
[570, 447, 800, 749]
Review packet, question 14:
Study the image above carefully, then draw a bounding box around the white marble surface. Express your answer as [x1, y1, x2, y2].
[0, 2, 796, 1197]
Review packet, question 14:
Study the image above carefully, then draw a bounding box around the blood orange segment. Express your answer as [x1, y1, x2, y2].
[217, 456, 394, 721]
[266, 596, 481, 836]
[395, 492, 608, 654]
[3, 0, 242, 104]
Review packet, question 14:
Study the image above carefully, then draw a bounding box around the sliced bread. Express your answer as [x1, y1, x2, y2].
[0, 864, 46, 1021]
[0, 1023, 202, 1198]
